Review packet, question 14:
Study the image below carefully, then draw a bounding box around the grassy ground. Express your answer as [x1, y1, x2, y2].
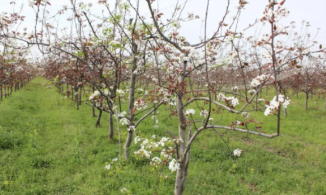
[1, 77, 326, 194]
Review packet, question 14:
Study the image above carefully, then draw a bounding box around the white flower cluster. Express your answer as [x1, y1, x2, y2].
[274, 24, 288, 34]
[114, 111, 126, 119]
[217, 93, 239, 107]
[248, 89, 256, 95]
[260, 5, 289, 22]
[181, 46, 196, 56]
[200, 110, 209, 117]
[169, 159, 180, 172]
[250, 74, 274, 88]
[150, 157, 162, 167]
[104, 164, 111, 170]
[231, 86, 239, 92]
[302, 48, 310, 55]
[134, 135, 176, 171]
[233, 148, 243, 157]
[264, 94, 290, 116]
[158, 88, 177, 106]
[89, 91, 101, 100]
[226, 35, 234, 43]
[226, 97, 239, 107]
[121, 188, 129, 194]
[104, 157, 118, 170]
[120, 118, 129, 125]
[152, 77, 158, 83]
[134, 148, 152, 159]
[241, 112, 250, 119]
[185, 109, 195, 116]
[134, 98, 147, 110]
[128, 126, 135, 132]
[160, 147, 174, 160]
[104, 89, 110, 96]
[116, 89, 124, 96]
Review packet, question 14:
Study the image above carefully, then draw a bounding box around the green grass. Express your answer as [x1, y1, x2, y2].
[1, 77, 326, 194]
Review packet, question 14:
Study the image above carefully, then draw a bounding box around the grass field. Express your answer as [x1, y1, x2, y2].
[1, 77, 326, 195]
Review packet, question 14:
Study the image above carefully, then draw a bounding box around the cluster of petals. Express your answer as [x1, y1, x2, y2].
[217, 93, 239, 107]
[250, 74, 274, 88]
[185, 109, 195, 116]
[134, 98, 147, 110]
[200, 110, 209, 117]
[264, 94, 290, 116]
[89, 91, 101, 100]
[169, 159, 180, 172]
[233, 148, 243, 157]
[134, 148, 152, 159]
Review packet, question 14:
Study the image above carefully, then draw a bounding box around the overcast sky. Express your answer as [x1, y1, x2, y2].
[1, 0, 325, 58]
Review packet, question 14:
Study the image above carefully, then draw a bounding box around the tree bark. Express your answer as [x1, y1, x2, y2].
[92, 101, 96, 117]
[305, 92, 309, 110]
[124, 43, 137, 160]
[109, 106, 114, 139]
[79, 85, 82, 105]
[174, 60, 188, 195]
[95, 103, 103, 127]
[74, 86, 79, 110]
[283, 106, 287, 117]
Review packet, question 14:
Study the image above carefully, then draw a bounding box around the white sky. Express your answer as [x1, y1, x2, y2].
[1, 0, 326, 59]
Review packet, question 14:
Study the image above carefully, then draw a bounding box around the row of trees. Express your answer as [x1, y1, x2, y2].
[0, 37, 36, 102]
[1, 0, 325, 194]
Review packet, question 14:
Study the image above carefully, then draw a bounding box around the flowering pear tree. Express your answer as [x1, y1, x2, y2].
[140, 0, 326, 194]
[1, 0, 326, 194]
[0, 9, 35, 102]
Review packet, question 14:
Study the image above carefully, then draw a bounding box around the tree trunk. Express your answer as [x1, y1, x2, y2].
[283, 106, 287, 117]
[305, 92, 309, 110]
[109, 112, 114, 139]
[174, 162, 186, 195]
[95, 103, 103, 127]
[92, 101, 96, 117]
[255, 91, 258, 111]
[174, 60, 188, 195]
[74, 87, 79, 110]
[124, 43, 137, 160]
[79, 85, 82, 105]
[71, 85, 74, 101]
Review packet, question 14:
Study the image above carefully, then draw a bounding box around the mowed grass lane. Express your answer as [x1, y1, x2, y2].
[1, 77, 326, 194]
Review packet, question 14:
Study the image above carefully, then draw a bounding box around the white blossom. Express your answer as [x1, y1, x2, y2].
[169, 159, 180, 172]
[264, 94, 290, 116]
[251, 74, 274, 88]
[89, 91, 100, 100]
[121, 188, 129, 193]
[117, 89, 124, 95]
[233, 148, 242, 157]
[150, 157, 162, 167]
[128, 126, 135, 132]
[185, 109, 195, 116]
[104, 164, 111, 170]
[120, 118, 129, 125]
[200, 110, 209, 117]
[134, 148, 151, 159]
